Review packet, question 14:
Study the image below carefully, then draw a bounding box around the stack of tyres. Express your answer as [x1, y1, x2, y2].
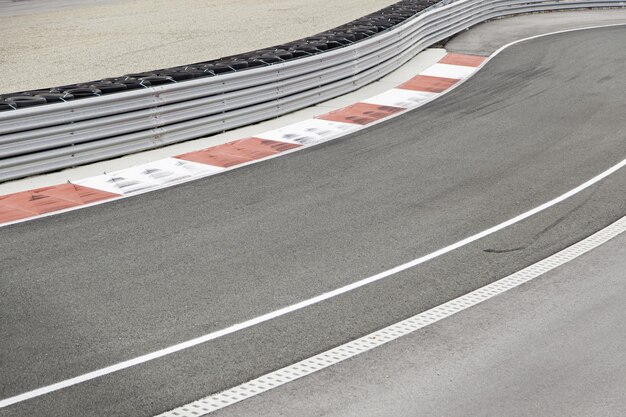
[31, 92, 74, 102]
[88, 82, 128, 93]
[62, 87, 102, 98]
[223, 60, 249, 70]
[177, 67, 216, 78]
[0, 101, 14, 111]
[1, 95, 47, 108]
[0, 89, 77, 109]
[154, 71, 195, 81]
[102, 77, 151, 89]
[200, 63, 234, 74]
[257, 55, 282, 64]
[123, 74, 177, 85]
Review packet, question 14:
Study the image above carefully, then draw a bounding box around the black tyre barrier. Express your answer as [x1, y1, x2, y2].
[34, 92, 75, 102]
[245, 59, 268, 68]
[0, 92, 33, 99]
[4, 95, 48, 108]
[287, 49, 311, 58]
[155, 71, 195, 81]
[0, 101, 15, 111]
[0, 90, 73, 103]
[269, 49, 293, 60]
[88, 82, 128, 93]
[22, 89, 56, 96]
[288, 44, 320, 54]
[225, 60, 249, 70]
[309, 42, 329, 51]
[206, 63, 235, 74]
[50, 83, 85, 92]
[0, 0, 445, 111]
[349, 26, 379, 36]
[123, 73, 154, 80]
[103, 77, 152, 89]
[179, 67, 216, 78]
[62, 87, 102, 98]
[137, 75, 176, 85]
[122, 74, 177, 85]
[330, 33, 357, 43]
[324, 40, 343, 50]
[344, 31, 368, 41]
[258, 55, 282, 64]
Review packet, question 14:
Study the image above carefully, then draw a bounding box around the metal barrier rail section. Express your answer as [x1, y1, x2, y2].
[0, 0, 623, 182]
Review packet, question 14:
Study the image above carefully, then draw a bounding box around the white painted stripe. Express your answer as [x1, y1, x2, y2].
[3, 23, 626, 409]
[255, 118, 361, 146]
[157, 214, 626, 416]
[361, 89, 437, 108]
[75, 158, 222, 196]
[2, 153, 625, 410]
[419, 63, 476, 79]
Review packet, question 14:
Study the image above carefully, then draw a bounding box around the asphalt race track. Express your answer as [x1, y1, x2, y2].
[2, 25, 626, 416]
[217, 223, 626, 417]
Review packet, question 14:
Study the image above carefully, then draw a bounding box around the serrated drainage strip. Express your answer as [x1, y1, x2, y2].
[157, 214, 626, 416]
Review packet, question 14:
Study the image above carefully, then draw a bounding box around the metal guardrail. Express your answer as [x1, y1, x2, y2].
[0, 0, 623, 182]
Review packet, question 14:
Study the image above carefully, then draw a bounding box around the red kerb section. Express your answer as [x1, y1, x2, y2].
[397, 75, 459, 93]
[0, 184, 119, 223]
[316, 102, 405, 125]
[439, 53, 486, 67]
[175, 137, 301, 168]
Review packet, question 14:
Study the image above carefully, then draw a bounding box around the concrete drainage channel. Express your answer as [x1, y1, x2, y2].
[0, 0, 624, 183]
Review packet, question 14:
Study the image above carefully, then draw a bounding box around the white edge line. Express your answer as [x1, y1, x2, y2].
[158, 213, 626, 416]
[2, 22, 626, 410]
[2, 124, 626, 411]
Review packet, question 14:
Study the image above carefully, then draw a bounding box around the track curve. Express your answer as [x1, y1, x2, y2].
[1, 25, 626, 416]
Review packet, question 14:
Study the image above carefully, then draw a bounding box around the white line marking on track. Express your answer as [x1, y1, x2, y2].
[2, 22, 626, 411]
[2, 152, 625, 410]
[157, 212, 626, 416]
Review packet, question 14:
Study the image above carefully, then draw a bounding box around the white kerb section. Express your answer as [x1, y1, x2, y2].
[255, 118, 361, 146]
[362, 89, 437, 108]
[75, 158, 222, 196]
[420, 63, 477, 79]
[156, 214, 626, 417]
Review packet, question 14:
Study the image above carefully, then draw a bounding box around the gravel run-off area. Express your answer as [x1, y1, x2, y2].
[0, 0, 398, 94]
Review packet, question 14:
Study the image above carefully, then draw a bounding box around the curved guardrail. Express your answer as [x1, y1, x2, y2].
[0, 0, 623, 182]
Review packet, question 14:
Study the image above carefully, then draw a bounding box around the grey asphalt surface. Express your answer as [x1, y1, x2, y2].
[217, 221, 626, 417]
[446, 9, 626, 55]
[2, 25, 626, 417]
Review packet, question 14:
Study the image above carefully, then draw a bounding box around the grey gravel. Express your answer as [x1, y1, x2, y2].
[0, 0, 397, 94]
